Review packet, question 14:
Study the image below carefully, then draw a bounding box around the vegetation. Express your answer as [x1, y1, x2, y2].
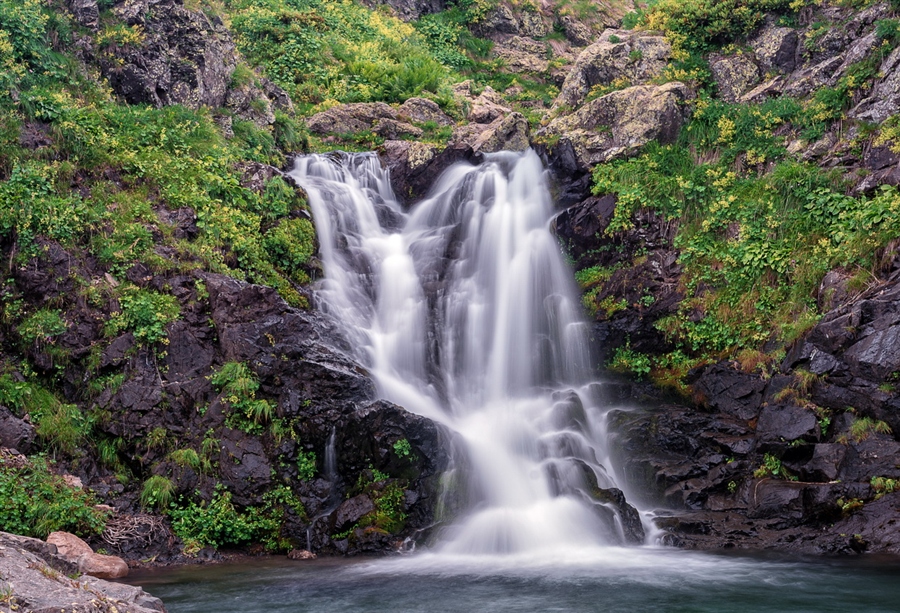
[209, 362, 275, 435]
[0, 454, 109, 538]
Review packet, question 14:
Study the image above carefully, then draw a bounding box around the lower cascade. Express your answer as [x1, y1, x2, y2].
[289, 150, 645, 555]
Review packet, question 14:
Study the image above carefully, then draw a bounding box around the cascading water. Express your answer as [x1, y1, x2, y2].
[290, 150, 641, 556]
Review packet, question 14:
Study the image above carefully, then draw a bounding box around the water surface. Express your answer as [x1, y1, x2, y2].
[132, 549, 900, 613]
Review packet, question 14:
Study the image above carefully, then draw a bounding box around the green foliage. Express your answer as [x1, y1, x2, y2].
[871, 476, 899, 499]
[140, 475, 175, 511]
[106, 287, 180, 345]
[263, 217, 316, 283]
[393, 438, 413, 460]
[753, 452, 796, 480]
[169, 484, 305, 552]
[296, 449, 316, 481]
[210, 361, 275, 434]
[32, 402, 93, 456]
[0, 455, 109, 538]
[639, 0, 794, 54]
[849, 416, 892, 443]
[169, 448, 202, 470]
[17, 309, 67, 345]
[225, 0, 454, 109]
[608, 343, 652, 379]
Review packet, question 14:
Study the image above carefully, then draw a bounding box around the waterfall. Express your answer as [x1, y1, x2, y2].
[290, 150, 639, 554]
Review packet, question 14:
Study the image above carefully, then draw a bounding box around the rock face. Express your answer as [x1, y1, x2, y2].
[603, 263, 900, 554]
[94, 0, 285, 126]
[0, 532, 162, 612]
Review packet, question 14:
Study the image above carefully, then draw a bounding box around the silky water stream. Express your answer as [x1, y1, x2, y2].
[132, 151, 900, 611]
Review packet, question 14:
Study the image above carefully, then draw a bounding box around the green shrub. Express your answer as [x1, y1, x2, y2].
[296, 450, 316, 481]
[608, 344, 652, 379]
[169, 484, 304, 552]
[0, 455, 109, 538]
[140, 475, 175, 511]
[17, 309, 67, 345]
[209, 361, 275, 434]
[106, 287, 180, 345]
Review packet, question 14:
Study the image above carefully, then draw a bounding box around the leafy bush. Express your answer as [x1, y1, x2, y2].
[209, 362, 275, 434]
[17, 309, 67, 345]
[608, 344, 652, 379]
[296, 450, 316, 481]
[169, 484, 305, 552]
[0, 454, 109, 538]
[106, 287, 180, 345]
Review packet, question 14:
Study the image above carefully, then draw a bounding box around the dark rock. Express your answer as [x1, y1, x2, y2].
[592, 487, 645, 544]
[750, 24, 799, 73]
[755, 404, 818, 443]
[802, 443, 848, 482]
[0, 406, 36, 453]
[690, 363, 766, 420]
[333, 494, 375, 531]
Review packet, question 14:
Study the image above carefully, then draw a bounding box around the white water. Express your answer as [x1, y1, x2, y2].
[289, 150, 639, 555]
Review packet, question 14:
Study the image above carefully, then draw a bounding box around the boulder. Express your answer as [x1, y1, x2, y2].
[333, 494, 375, 531]
[377, 0, 445, 21]
[749, 24, 799, 73]
[374, 118, 423, 139]
[0, 406, 36, 453]
[46, 531, 130, 579]
[397, 97, 454, 126]
[540, 82, 691, 172]
[467, 86, 512, 124]
[710, 53, 760, 102]
[554, 29, 671, 109]
[306, 102, 397, 135]
[755, 404, 819, 442]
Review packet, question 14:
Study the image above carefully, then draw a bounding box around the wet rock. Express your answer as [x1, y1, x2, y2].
[755, 405, 818, 443]
[306, 102, 397, 135]
[710, 53, 760, 102]
[554, 29, 671, 109]
[333, 495, 375, 531]
[802, 443, 849, 481]
[592, 487, 645, 544]
[691, 364, 767, 421]
[842, 324, 900, 381]
[287, 549, 317, 560]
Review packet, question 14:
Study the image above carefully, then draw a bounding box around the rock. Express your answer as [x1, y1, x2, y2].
[0, 406, 36, 453]
[802, 443, 848, 481]
[377, 0, 445, 21]
[842, 324, 900, 381]
[0, 532, 157, 612]
[755, 404, 819, 442]
[852, 46, 900, 124]
[473, 4, 519, 37]
[103, 0, 232, 109]
[554, 29, 671, 109]
[540, 82, 692, 172]
[397, 97, 453, 126]
[493, 36, 550, 73]
[287, 549, 317, 560]
[710, 53, 760, 102]
[306, 102, 397, 134]
[79, 551, 131, 579]
[334, 494, 375, 531]
[69, 0, 99, 29]
[467, 86, 512, 124]
[559, 15, 595, 47]
[47, 531, 94, 560]
[750, 24, 799, 73]
[374, 118, 423, 139]
[46, 531, 130, 579]
[469, 112, 530, 154]
[592, 487, 645, 544]
[690, 363, 766, 420]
